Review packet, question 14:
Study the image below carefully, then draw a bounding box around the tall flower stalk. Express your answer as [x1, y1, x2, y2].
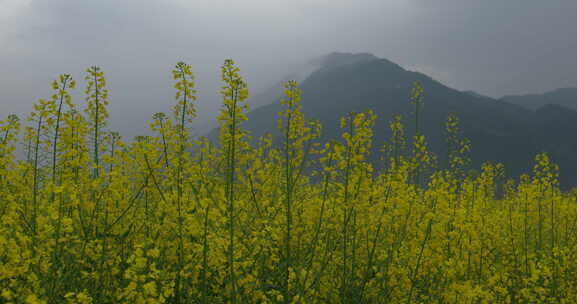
[171, 61, 197, 302]
[218, 59, 248, 303]
[85, 66, 109, 180]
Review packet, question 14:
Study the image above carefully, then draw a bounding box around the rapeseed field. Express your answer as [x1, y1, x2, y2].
[1, 61, 576, 303]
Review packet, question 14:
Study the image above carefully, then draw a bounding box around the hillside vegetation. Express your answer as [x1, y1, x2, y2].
[1, 60, 577, 303]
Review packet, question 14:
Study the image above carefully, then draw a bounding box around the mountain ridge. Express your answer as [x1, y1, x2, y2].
[209, 52, 577, 188]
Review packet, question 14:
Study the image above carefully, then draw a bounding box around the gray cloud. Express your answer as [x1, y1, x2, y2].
[1, 0, 577, 137]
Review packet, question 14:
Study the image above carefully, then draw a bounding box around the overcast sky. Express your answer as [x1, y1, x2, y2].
[2, 0, 577, 137]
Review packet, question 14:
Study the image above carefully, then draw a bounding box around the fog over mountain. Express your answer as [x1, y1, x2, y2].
[2, 0, 577, 138]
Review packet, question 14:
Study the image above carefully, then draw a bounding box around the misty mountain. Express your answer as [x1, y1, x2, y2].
[501, 87, 577, 110]
[210, 52, 577, 188]
[243, 53, 376, 110]
[193, 59, 321, 136]
[248, 63, 319, 110]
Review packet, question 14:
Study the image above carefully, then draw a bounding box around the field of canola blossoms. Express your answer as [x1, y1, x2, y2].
[1, 60, 577, 303]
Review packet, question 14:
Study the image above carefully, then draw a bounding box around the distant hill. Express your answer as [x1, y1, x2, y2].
[463, 90, 492, 100]
[501, 87, 577, 110]
[209, 52, 577, 188]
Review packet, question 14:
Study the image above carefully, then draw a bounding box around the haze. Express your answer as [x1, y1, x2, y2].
[2, 0, 577, 138]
